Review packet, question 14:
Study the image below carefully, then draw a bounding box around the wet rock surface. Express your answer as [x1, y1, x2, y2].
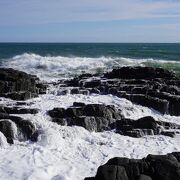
[63, 67, 180, 116]
[48, 104, 180, 138]
[0, 113, 37, 144]
[0, 67, 180, 179]
[48, 103, 123, 132]
[115, 116, 180, 138]
[0, 106, 39, 114]
[0, 68, 47, 100]
[85, 152, 180, 180]
[1, 67, 180, 143]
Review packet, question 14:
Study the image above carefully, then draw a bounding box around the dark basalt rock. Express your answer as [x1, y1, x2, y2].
[146, 92, 180, 116]
[84, 80, 101, 88]
[78, 73, 93, 79]
[118, 94, 169, 115]
[36, 83, 48, 94]
[48, 104, 179, 138]
[72, 116, 98, 131]
[0, 68, 47, 100]
[160, 131, 176, 138]
[83, 104, 122, 120]
[66, 107, 84, 117]
[0, 113, 37, 143]
[0, 106, 39, 114]
[139, 175, 152, 180]
[64, 78, 80, 87]
[62, 67, 180, 116]
[70, 88, 89, 95]
[116, 116, 180, 138]
[48, 103, 123, 132]
[86, 152, 180, 180]
[0, 91, 38, 101]
[48, 108, 66, 118]
[71, 88, 80, 94]
[104, 67, 176, 80]
[73, 102, 86, 107]
[0, 120, 16, 144]
[52, 118, 68, 126]
[95, 165, 129, 180]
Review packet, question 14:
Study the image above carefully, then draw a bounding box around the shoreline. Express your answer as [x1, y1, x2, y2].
[0, 66, 180, 179]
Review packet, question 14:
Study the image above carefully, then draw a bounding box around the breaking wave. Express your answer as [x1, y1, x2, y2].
[2, 53, 180, 81]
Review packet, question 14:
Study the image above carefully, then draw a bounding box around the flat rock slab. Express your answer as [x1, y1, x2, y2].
[48, 103, 180, 138]
[63, 67, 180, 116]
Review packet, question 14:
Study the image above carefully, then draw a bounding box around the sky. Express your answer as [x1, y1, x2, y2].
[0, 0, 180, 42]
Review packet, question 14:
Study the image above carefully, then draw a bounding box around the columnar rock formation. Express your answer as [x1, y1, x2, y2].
[0, 65, 180, 178]
[0, 68, 46, 143]
[63, 67, 180, 116]
[48, 103, 180, 138]
[0, 68, 47, 100]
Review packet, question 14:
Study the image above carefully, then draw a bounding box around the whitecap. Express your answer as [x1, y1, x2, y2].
[2, 53, 180, 82]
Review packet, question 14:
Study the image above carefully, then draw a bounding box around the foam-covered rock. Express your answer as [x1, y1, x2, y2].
[48, 103, 180, 138]
[0, 113, 37, 143]
[63, 67, 180, 116]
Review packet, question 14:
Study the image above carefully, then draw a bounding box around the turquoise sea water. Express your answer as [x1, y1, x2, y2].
[0, 43, 180, 60]
[0, 43, 180, 78]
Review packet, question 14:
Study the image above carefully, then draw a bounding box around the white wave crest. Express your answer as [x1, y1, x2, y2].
[2, 53, 180, 81]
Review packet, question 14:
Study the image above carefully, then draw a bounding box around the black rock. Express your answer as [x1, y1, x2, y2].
[84, 80, 101, 88]
[0, 106, 39, 114]
[73, 102, 86, 107]
[48, 104, 123, 132]
[87, 152, 180, 180]
[0, 68, 46, 100]
[48, 108, 66, 118]
[104, 67, 176, 80]
[95, 165, 129, 180]
[73, 116, 98, 131]
[36, 83, 48, 94]
[52, 118, 67, 126]
[64, 67, 180, 116]
[160, 131, 176, 138]
[120, 94, 169, 115]
[71, 88, 80, 94]
[139, 174, 152, 180]
[0, 119, 16, 144]
[146, 154, 180, 180]
[0, 113, 37, 143]
[90, 88, 101, 94]
[133, 116, 158, 133]
[116, 116, 180, 138]
[48, 103, 179, 138]
[30, 130, 42, 142]
[66, 107, 84, 117]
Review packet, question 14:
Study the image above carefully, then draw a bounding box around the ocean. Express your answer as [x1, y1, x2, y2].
[0, 43, 180, 80]
[1, 43, 180, 179]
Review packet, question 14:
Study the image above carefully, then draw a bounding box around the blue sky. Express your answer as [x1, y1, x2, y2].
[0, 0, 180, 42]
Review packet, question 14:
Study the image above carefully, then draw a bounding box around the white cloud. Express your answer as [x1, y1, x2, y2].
[0, 0, 180, 25]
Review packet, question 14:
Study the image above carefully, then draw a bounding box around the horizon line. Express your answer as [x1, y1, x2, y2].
[0, 42, 180, 44]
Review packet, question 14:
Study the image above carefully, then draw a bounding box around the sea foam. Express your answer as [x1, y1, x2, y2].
[2, 53, 180, 81]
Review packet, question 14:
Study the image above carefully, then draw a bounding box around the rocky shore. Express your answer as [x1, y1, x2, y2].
[0, 66, 180, 179]
[85, 152, 180, 180]
[63, 66, 180, 116]
[0, 68, 46, 143]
